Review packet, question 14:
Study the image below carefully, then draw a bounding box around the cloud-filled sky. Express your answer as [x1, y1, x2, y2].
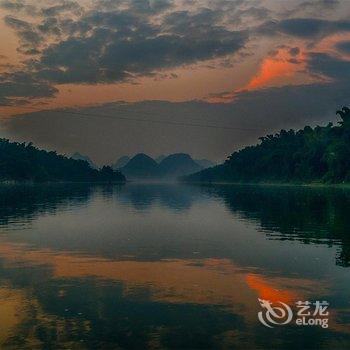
[0, 0, 350, 164]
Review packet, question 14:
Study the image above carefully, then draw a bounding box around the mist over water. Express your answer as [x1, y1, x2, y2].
[0, 183, 349, 349]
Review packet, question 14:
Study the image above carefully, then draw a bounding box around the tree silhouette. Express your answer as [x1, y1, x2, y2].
[0, 139, 126, 183]
[185, 108, 350, 184]
[336, 106, 350, 126]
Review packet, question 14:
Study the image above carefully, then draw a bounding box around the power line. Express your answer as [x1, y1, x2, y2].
[9, 105, 266, 132]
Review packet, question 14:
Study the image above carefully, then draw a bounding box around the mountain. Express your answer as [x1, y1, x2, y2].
[121, 153, 159, 179]
[0, 139, 125, 183]
[120, 153, 204, 180]
[183, 108, 350, 184]
[71, 152, 96, 169]
[195, 159, 215, 169]
[158, 153, 203, 178]
[112, 156, 130, 169]
[155, 155, 166, 163]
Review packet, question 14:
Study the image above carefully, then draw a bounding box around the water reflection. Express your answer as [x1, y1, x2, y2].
[0, 183, 348, 349]
[118, 183, 199, 211]
[202, 184, 350, 267]
[0, 183, 95, 227]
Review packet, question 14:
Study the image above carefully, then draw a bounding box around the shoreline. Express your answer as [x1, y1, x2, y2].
[180, 181, 350, 189]
[1, 179, 350, 189]
[0, 180, 126, 185]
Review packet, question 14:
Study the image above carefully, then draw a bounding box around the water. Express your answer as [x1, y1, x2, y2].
[0, 183, 349, 349]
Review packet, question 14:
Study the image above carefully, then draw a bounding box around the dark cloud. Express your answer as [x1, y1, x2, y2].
[4, 15, 31, 30]
[301, 0, 339, 9]
[162, 8, 223, 32]
[230, 6, 271, 25]
[37, 17, 62, 36]
[0, 1, 250, 102]
[259, 18, 350, 39]
[4, 15, 42, 54]
[3, 1, 349, 89]
[335, 40, 350, 54]
[289, 47, 300, 56]
[283, 0, 340, 17]
[17, 29, 41, 46]
[287, 58, 301, 64]
[26, 7, 248, 84]
[41, 1, 82, 17]
[128, 0, 173, 14]
[307, 52, 350, 80]
[96, 0, 173, 13]
[1, 0, 25, 11]
[0, 0, 37, 15]
[1, 0, 82, 16]
[0, 71, 58, 106]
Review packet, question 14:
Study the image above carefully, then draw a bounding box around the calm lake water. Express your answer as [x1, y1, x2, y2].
[0, 183, 349, 349]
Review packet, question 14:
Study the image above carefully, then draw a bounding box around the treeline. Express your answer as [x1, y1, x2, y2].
[184, 107, 350, 184]
[0, 139, 125, 183]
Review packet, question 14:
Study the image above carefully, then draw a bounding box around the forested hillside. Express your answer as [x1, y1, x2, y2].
[0, 139, 125, 183]
[184, 108, 350, 184]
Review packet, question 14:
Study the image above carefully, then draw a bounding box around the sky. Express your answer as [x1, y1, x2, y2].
[0, 0, 350, 165]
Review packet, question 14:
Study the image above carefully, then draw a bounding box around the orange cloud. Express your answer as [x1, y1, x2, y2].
[315, 32, 350, 58]
[207, 47, 310, 103]
[246, 57, 297, 90]
[244, 46, 309, 91]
